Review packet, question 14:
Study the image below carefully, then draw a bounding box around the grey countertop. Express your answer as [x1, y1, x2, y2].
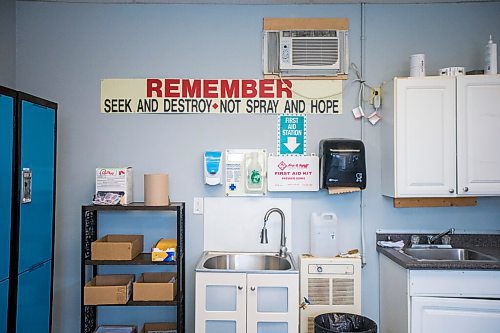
[377, 233, 500, 270]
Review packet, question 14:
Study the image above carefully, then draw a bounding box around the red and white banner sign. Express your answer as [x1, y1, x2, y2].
[100, 78, 342, 114]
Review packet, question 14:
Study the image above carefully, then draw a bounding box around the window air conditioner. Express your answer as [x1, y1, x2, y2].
[263, 30, 349, 77]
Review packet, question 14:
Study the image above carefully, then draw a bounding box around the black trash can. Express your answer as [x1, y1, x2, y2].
[314, 313, 377, 333]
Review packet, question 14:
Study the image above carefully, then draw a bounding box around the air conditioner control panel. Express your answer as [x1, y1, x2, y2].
[308, 264, 354, 275]
[280, 39, 291, 66]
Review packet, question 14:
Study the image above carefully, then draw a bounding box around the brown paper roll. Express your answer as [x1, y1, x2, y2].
[328, 187, 361, 195]
[144, 174, 170, 206]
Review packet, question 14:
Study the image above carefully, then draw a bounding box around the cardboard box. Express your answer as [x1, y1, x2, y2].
[91, 235, 144, 261]
[84, 274, 134, 305]
[96, 167, 133, 204]
[133, 272, 176, 302]
[142, 323, 177, 333]
[94, 325, 137, 333]
[151, 238, 176, 262]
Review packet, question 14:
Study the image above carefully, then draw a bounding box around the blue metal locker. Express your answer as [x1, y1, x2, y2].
[1, 87, 56, 333]
[17, 101, 55, 274]
[15, 260, 52, 333]
[0, 279, 8, 333]
[0, 93, 14, 282]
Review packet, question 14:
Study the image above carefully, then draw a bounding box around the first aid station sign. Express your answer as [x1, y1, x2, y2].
[100, 78, 342, 115]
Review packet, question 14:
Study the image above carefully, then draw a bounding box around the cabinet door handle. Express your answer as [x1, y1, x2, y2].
[463, 187, 469, 192]
[449, 188, 455, 194]
[250, 286, 256, 291]
[238, 286, 243, 290]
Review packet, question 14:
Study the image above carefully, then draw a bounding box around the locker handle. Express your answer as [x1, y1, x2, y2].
[22, 168, 32, 203]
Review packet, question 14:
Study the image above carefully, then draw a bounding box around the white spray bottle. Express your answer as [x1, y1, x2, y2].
[485, 34, 498, 75]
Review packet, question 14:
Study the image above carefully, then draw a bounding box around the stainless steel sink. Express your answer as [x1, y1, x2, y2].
[196, 252, 296, 272]
[402, 248, 497, 261]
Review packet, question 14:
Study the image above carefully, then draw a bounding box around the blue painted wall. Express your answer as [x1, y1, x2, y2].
[0, 0, 15, 88]
[15, 2, 500, 333]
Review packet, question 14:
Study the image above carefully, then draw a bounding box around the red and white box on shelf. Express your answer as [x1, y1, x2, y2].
[96, 167, 133, 204]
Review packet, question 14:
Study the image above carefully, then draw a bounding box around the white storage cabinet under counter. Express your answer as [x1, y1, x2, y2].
[379, 254, 500, 333]
[195, 198, 299, 333]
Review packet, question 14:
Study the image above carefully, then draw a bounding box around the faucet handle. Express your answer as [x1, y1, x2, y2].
[427, 235, 433, 244]
[441, 235, 451, 245]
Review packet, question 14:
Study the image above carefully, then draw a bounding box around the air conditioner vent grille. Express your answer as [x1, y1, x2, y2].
[284, 30, 338, 38]
[308, 316, 315, 333]
[307, 278, 329, 305]
[331, 278, 354, 305]
[292, 39, 339, 66]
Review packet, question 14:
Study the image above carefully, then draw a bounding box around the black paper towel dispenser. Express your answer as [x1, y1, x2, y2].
[320, 139, 366, 189]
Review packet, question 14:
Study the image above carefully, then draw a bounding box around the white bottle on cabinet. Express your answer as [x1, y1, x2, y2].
[485, 34, 497, 75]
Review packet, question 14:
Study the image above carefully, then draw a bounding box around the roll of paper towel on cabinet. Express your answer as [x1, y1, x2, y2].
[310, 212, 338, 257]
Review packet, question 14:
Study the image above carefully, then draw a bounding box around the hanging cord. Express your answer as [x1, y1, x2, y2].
[277, 73, 359, 100]
[351, 62, 375, 109]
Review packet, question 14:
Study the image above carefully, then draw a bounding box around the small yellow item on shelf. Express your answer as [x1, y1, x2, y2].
[151, 238, 177, 262]
[336, 248, 361, 258]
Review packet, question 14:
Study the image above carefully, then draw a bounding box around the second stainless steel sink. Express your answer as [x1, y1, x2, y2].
[402, 248, 497, 261]
[197, 252, 295, 272]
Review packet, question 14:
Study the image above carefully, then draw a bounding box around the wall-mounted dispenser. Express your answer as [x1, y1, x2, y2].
[243, 151, 265, 193]
[320, 139, 366, 191]
[204, 151, 222, 185]
[225, 149, 267, 196]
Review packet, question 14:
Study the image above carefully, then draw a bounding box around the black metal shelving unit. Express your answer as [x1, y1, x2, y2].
[80, 202, 185, 333]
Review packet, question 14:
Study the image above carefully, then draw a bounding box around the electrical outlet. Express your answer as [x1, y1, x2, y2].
[370, 87, 381, 105]
[193, 197, 204, 215]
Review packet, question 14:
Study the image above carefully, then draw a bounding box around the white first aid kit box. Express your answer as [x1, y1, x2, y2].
[267, 155, 319, 191]
[96, 167, 133, 204]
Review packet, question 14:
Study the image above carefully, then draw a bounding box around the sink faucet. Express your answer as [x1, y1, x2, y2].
[260, 208, 287, 258]
[428, 228, 455, 244]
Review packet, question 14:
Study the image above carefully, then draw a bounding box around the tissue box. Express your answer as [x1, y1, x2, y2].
[142, 323, 177, 333]
[96, 167, 133, 204]
[84, 274, 134, 305]
[151, 238, 176, 262]
[91, 235, 144, 261]
[133, 273, 177, 302]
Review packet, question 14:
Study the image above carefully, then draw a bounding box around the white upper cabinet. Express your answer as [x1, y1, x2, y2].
[456, 75, 500, 196]
[382, 75, 500, 198]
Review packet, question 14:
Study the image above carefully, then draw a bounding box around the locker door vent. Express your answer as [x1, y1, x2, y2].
[307, 278, 329, 305]
[331, 278, 354, 305]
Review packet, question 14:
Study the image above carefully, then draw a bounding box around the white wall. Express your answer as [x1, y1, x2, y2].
[0, 0, 15, 88]
[15, 2, 500, 333]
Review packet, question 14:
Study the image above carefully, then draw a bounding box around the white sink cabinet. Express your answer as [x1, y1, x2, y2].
[379, 255, 500, 333]
[195, 271, 299, 333]
[381, 75, 500, 197]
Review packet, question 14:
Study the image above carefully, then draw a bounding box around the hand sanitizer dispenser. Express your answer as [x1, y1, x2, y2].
[204, 151, 222, 185]
[244, 151, 265, 193]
